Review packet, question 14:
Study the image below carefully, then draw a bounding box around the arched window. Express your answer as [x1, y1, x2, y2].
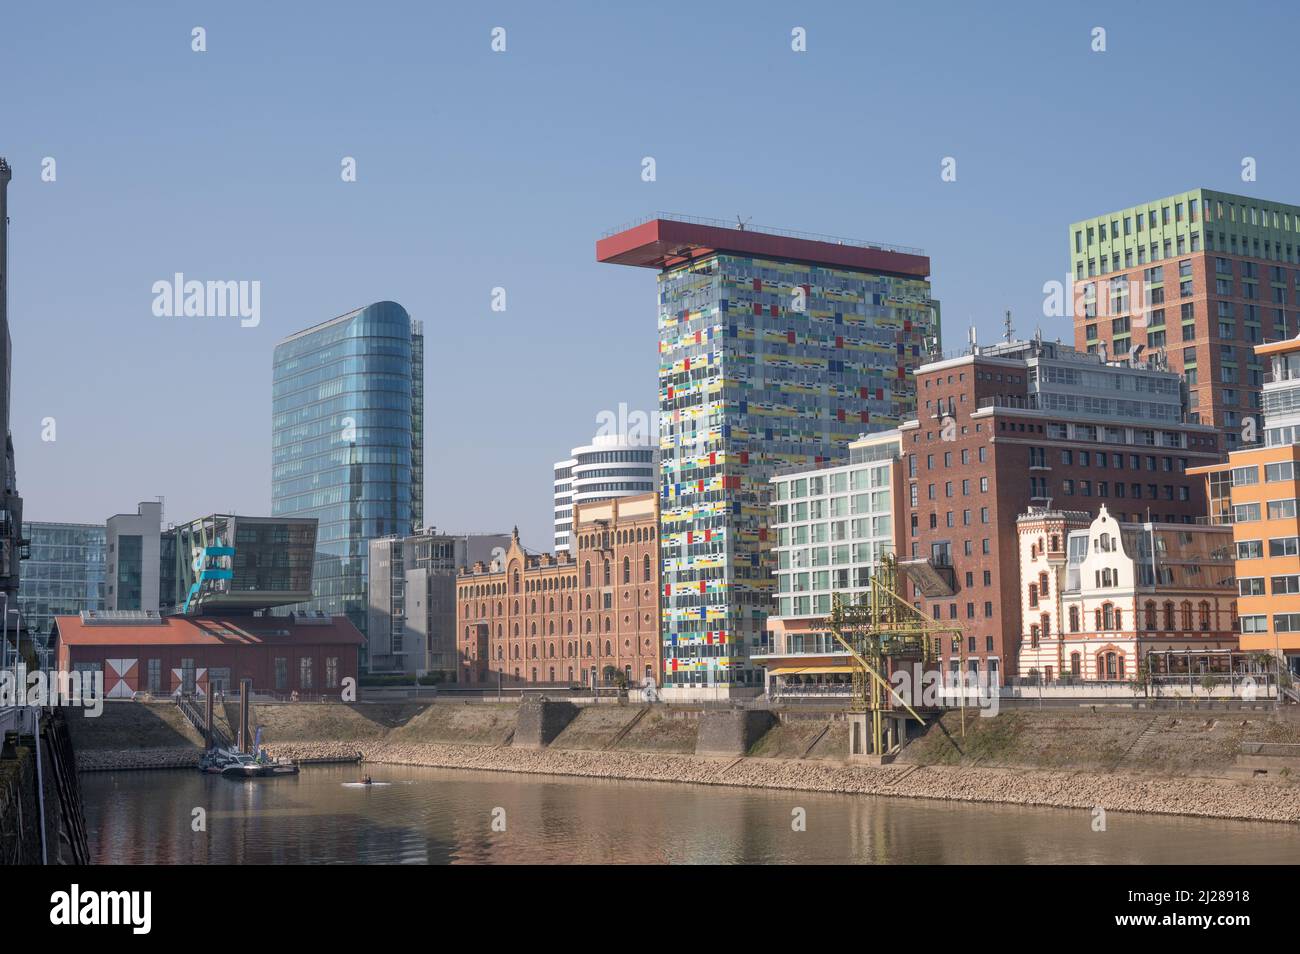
[1144, 601, 1157, 631]
[1181, 601, 1192, 630]
[603, 560, 611, 586]
[1198, 600, 1211, 630]
[1030, 624, 1040, 648]
[623, 556, 631, 584]
[643, 554, 652, 581]
[584, 641, 592, 657]
[584, 562, 591, 587]
[1102, 603, 1114, 630]
[1070, 652, 1081, 678]
[1068, 605, 1079, 633]
[604, 640, 612, 656]
[1028, 583, 1039, 608]
[1041, 613, 1050, 639]
[1039, 571, 1049, 597]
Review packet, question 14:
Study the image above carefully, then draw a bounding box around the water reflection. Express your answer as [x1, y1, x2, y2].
[81, 764, 1300, 865]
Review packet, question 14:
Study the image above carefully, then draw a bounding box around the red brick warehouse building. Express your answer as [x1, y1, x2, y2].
[902, 337, 1220, 684]
[457, 494, 661, 687]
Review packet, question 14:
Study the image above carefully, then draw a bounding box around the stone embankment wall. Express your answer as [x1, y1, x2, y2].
[66, 699, 1300, 823]
[262, 738, 1300, 824]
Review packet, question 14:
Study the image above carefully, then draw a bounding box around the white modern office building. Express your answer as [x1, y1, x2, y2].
[553, 434, 658, 552]
[754, 430, 904, 700]
[106, 501, 163, 612]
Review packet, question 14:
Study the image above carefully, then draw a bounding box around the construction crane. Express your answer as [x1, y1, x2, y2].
[829, 555, 966, 759]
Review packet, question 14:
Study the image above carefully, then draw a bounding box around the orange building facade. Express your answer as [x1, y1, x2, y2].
[1191, 336, 1300, 676]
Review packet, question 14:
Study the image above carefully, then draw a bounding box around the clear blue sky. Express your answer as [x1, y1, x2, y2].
[3, 0, 1297, 549]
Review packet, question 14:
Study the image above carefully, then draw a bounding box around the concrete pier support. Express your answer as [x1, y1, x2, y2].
[695, 709, 776, 757]
[847, 711, 909, 764]
[513, 697, 580, 748]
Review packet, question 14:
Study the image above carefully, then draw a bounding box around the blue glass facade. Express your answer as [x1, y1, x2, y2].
[272, 302, 423, 646]
[19, 522, 106, 640]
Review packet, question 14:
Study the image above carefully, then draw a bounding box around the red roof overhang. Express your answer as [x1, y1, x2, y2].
[596, 218, 930, 278]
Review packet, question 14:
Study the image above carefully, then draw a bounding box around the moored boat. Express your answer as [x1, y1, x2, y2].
[217, 751, 300, 779]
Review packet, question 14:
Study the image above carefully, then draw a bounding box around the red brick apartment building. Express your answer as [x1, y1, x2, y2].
[456, 494, 660, 687]
[1070, 189, 1300, 451]
[901, 338, 1222, 683]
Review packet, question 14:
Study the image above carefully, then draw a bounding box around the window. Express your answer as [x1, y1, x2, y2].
[1268, 499, 1297, 520]
[1269, 537, 1300, 558]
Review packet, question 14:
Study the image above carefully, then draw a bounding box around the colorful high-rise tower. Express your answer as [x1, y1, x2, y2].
[598, 215, 938, 695]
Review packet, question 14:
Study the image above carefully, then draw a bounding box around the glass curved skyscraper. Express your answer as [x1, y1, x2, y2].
[272, 302, 424, 649]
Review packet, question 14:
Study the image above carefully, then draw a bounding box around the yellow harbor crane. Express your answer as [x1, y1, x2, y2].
[829, 555, 967, 760]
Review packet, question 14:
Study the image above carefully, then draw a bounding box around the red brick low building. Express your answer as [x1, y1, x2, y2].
[52, 612, 363, 698]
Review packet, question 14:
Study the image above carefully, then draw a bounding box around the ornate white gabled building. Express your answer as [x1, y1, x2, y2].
[1016, 505, 1238, 682]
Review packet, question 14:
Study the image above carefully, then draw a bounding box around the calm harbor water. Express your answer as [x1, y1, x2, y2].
[82, 764, 1300, 864]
